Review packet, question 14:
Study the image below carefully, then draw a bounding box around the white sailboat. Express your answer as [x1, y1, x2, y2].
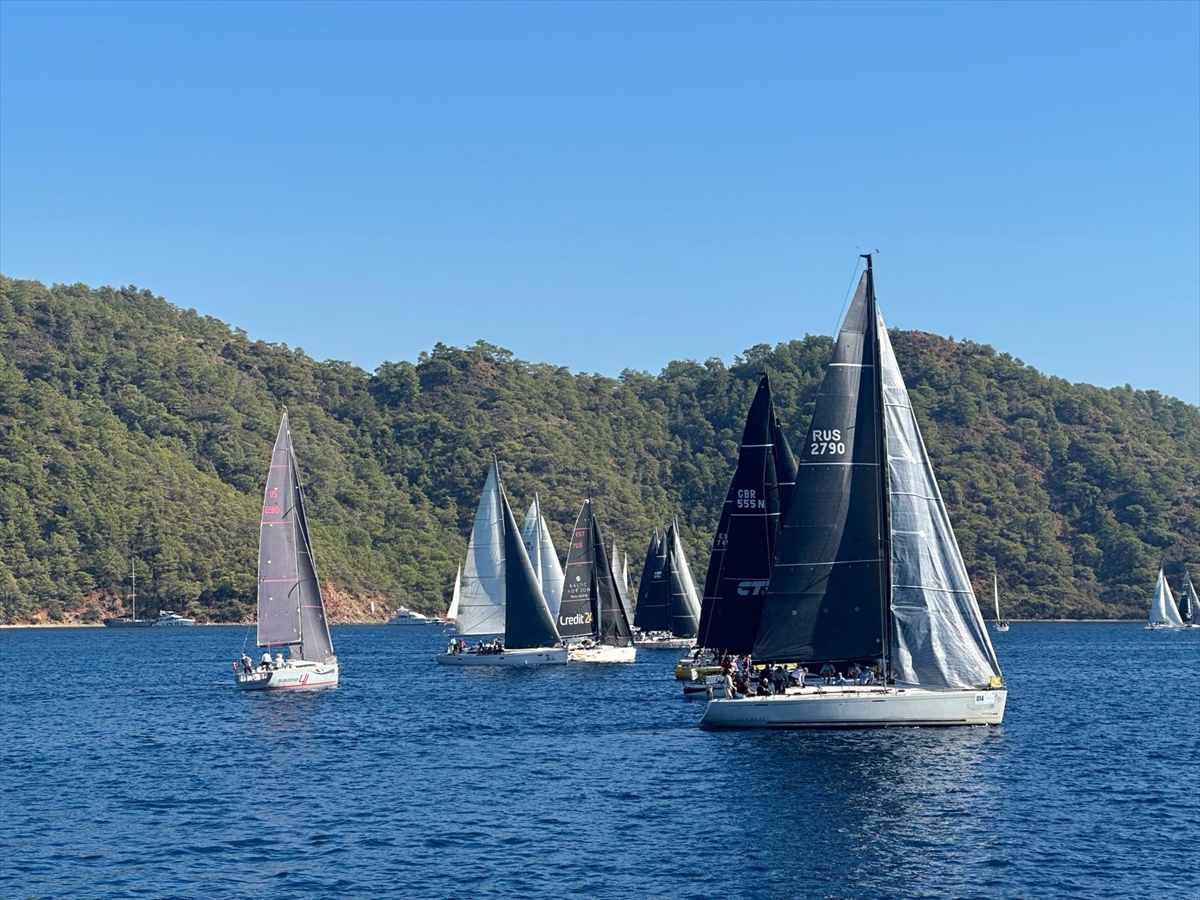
[438, 460, 566, 666]
[701, 256, 1006, 728]
[521, 494, 565, 619]
[1146, 568, 1186, 630]
[992, 574, 1010, 632]
[235, 411, 339, 690]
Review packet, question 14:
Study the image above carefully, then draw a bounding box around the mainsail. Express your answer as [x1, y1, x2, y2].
[696, 375, 786, 654]
[665, 520, 701, 638]
[521, 495, 565, 619]
[257, 411, 335, 663]
[754, 259, 1001, 691]
[634, 530, 671, 631]
[1149, 569, 1185, 627]
[501, 490, 561, 649]
[456, 458, 506, 636]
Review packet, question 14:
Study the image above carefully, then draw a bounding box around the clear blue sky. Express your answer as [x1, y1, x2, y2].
[2, 1, 1197, 403]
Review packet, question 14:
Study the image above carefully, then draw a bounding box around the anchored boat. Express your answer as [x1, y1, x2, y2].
[701, 256, 1006, 728]
[235, 411, 338, 690]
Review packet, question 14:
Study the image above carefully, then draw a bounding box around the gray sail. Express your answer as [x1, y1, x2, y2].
[501, 490, 561, 649]
[257, 412, 335, 663]
[522, 495, 565, 618]
[593, 515, 634, 646]
[878, 311, 1000, 688]
[666, 520, 701, 637]
[456, 458, 506, 636]
[612, 538, 636, 626]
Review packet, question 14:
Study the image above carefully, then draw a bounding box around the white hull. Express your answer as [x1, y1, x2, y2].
[635, 638, 695, 650]
[568, 644, 637, 663]
[436, 647, 568, 666]
[700, 685, 1007, 728]
[235, 660, 339, 691]
[992, 623, 1010, 632]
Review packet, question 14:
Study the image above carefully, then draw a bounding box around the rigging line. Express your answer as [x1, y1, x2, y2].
[833, 253, 864, 336]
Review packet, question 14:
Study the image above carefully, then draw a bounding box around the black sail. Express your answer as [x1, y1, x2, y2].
[754, 270, 888, 665]
[634, 529, 671, 632]
[773, 410, 799, 521]
[696, 376, 784, 654]
[500, 489, 560, 649]
[559, 500, 598, 639]
[665, 521, 702, 638]
[592, 513, 634, 646]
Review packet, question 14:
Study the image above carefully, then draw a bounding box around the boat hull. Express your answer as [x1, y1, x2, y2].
[103, 618, 156, 628]
[436, 647, 568, 666]
[569, 644, 637, 663]
[675, 663, 723, 680]
[700, 686, 1007, 728]
[235, 660, 339, 690]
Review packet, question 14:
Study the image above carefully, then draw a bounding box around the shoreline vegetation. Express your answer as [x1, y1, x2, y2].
[1, 276, 1197, 625]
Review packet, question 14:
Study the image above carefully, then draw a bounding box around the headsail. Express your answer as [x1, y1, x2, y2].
[1149, 569, 1185, 626]
[696, 375, 784, 654]
[446, 565, 461, 622]
[612, 538, 636, 626]
[456, 458, 506, 636]
[665, 520, 701, 637]
[257, 411, 335, 663]
[593, 514, 634, 646]
[634, 529, 671, 631]
[522, 495, 565, 618]
[501, 490, 561, 649]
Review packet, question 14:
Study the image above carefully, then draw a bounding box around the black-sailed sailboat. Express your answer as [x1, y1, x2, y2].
[235, 411, 339, 690]
[701, 256, 1006, 728]
[560, 499, 637, 662]
[635, 521, 702, 647]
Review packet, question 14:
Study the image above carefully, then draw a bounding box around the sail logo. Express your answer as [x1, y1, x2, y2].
[737, 489, 765, 510]
[559, 612, 593, 626]
[737, 580, 770, 596]
[810, 428, 845, 457]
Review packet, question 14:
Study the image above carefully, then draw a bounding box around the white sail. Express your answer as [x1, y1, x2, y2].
[521, 494, 565, 619]
[878, 313, 1002, 690]
[456, 459, 506, 636]
[446, 565, 461, 622]
[1148, 569, 1184, 627]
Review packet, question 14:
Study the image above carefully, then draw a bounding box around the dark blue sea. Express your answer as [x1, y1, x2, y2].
[2, 623, 1197, 900]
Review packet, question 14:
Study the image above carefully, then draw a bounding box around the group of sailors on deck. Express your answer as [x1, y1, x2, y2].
[445, 637, 505, 655]
[715, 653, 879, 698]
[236, 651, 287, 674]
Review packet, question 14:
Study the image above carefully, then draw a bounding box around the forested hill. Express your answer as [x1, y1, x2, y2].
[2, 275, 1197, 624]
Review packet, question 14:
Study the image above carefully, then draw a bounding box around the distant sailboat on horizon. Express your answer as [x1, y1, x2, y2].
[992, 574, 1010, 632]
[1146, 568, 1186, 630]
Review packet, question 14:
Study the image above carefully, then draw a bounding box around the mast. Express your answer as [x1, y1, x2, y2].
[863, 253, 894, 679]
[994, 573, 1000, 622]
[131, 557, 136, 621]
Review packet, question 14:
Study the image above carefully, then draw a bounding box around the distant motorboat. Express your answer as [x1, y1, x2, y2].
[156, 611, 195, 627]
[387, 608, 437, 626]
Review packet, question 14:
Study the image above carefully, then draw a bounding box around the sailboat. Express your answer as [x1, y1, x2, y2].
[694, 374, 796, 657]
[104, 558, 156, 627]
[521, 495, 565, 619]
[438, 462, 566, 666]
[1179, 571, 1199, 627]
[992, 574, 1010, 632]
[634, 520, 701, 648]
[702, 256, 1006, 728]
[559, 499, 637, 662]
[235, 411, 339, 690]
[454, 458, 506, 637]
[1146, 568, 1186, 630]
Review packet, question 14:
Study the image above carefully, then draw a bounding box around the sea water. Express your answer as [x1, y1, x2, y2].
[1, 623, 1197, 899]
